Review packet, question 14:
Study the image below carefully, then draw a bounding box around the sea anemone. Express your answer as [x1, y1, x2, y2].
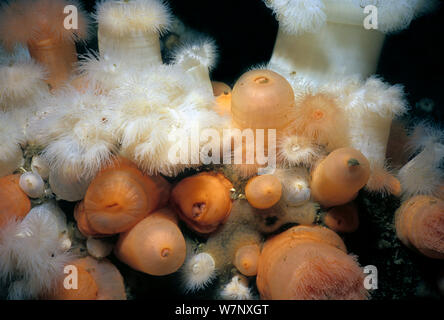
[181, 251, 217, 293]
[264, 0, 326, 35]
[233, 244, 261, 277]
[325, 76, 407, 195]
[245, 174, 282, 210]
[114, 208, 186, 276]
[0, 174, 30, 228]
[28, 87, 118, 201]
[231, 69, 296, 131]
[395, 195, 444, 259]
[172, 38, 218, 94]
[19, 171, 45, 198]
[398, 123, 444, 199]
[220, 275, 252, 300]
[79, 157, 171, 235]
[30, 155, 50, 180]
[277, 133, 323, 167]
[0, 202, 72, 299]
[0, 0, 90, 89]
[273, 167, 311, 206]
[386, 120, 411, 169]
[0, 46, 48, 110]
[310, 147, 370, 208]
[109, 63, 225, 176]
[266, 0, 437, 84]
[0, 111, 24, 177]
[256, 225, 368, 300]
[77, 48, 135, 92]
[292, 92, 349, 151]
[171, 171, 233, 234]
[47, 256, 127, 300]
[212, 81, 231, 97]
[228, 69, 297, 176]
[86, 237, 113, 259]
[95, 0, 171, 67]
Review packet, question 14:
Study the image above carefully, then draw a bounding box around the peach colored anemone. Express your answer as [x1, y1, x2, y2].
[114, 208, 186, 276]
[256, 225, 368, 300]
[245, 174, 282, 209]
[46, 256, 126, 300]
[0, 174, 31, 228]
[395, 195, 444, 259]
[170, 171, 233, 234]
[310, 147, 370, 208]
[75, 157, 170, 236]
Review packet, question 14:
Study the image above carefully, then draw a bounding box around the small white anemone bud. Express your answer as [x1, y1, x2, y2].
[60, 236, 72, 251]
[277, 134, 322, 167]
[86, 237, 113, 259]
[220, 275, 252, 300]
[31, 155, 50, 180]
[19, 171, 45, 198]
[181, 252, 216, 292]
[283, 176, 311, 206]
[274, 168, 311, 206]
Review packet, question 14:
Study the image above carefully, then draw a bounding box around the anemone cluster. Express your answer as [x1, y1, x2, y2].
[0, 0, 442, 300]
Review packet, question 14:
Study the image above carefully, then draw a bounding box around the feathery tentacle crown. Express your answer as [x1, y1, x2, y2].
[264, 0, 438, 35]
[95, 0, 172, 65]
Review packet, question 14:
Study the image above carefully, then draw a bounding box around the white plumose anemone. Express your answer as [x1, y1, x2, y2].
[398, 124, 444, 199]
[181, 252, 217, 293]
[172, 38, 217, 93]
[78, 48, 139, 92]
[86, 237, 113, 259]
[220, 275, 252, 300]
[110, 64, 227, 176]
[324, 76, 407, 194]
[31, 155, 50, 180]
[0, 45, 48, 110]
[29, 87, 118, 200]
[95, 0, 171, 67]
[0, 202, 72, 299]
[277, 134, 322, 167]
[273, 167, 311, 206]
[264, 0, 326, 35]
